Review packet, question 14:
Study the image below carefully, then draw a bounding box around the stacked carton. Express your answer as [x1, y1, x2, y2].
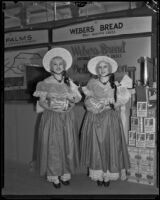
[127, 146, 156, 185]
[127, 103, 157, 186]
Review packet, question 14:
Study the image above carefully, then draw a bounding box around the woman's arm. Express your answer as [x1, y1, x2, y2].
[68, 80, 82, 103]
[39, 98, 50, 110]
[114, 86, 131, 108]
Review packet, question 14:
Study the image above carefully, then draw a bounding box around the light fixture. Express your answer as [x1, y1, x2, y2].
[146, 0, 159, 12]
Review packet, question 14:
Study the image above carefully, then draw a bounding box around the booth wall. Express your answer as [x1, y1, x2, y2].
[5, 103, 38, 164]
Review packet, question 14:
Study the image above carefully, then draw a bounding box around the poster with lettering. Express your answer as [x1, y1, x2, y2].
[136, 133, 146, 148]
[128, 130, 136, 146]
[52, 17, 152, 42]
[5, 30, 48, 48]
[54, 37, 151, 85]
[145, 132, 155, 148]
[5, 47, 48, 90]
[131, 117, 139, 132]
[137, 102, 148, 117]
[144, 117, 156, 133]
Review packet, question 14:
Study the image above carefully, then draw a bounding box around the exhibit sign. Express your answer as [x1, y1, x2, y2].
[5, 30, 48, 48]
[53, 37, 151, 85]
[52, 16, 152, 42]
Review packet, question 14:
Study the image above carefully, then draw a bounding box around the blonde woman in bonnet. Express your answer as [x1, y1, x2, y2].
[33, 48, 81, 188]
[80, 56, 130, 187]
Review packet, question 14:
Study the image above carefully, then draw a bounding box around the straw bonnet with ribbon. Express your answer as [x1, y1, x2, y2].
[87, 56, 118, 75]
[42, 47, 73, 72]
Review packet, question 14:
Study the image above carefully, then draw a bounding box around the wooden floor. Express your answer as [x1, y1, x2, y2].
[2, 160, 159, 198]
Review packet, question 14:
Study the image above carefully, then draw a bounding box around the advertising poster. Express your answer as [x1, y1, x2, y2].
[144, 117, 156, 132]
[131, 117, 139, 132]
[145, 132, 155, 148]
[128, 130, 136, 146]
[5, 47, 48, 91]
[137, 102, 148, 117]
[136, 132, 146, 148]
[52, 17, 152, 42]
[5, 30, 48, 48]
[54, 37, 151, 85]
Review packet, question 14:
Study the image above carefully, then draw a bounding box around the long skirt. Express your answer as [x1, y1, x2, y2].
[36, 108, 79, 177]
[80, 109, 130, 174]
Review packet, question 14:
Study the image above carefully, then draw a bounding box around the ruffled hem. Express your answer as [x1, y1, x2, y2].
[60, 173, 71, 181]
[89, 169, 104, 181]
[47, 176, 59, 183]
[89, 169, 127, 181]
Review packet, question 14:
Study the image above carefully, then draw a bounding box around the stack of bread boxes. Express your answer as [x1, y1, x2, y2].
[127, 102, 157, 186]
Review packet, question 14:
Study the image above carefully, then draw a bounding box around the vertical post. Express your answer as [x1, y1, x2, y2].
[54, 2, 56, 21]
[144, 56, 149, 86]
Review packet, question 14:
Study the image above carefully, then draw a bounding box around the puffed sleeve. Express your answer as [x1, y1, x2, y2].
[83, 79, 105, 113]
[33, 81, 47, 100]
[82, 86, 94, 97]
[69, 80, 82, 103]
[116, 86, 131, 106]
[82, 78, 95, 97]
[33, 81, 48, 113]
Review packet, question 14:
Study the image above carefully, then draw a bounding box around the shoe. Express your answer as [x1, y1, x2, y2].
[52, 182, 61, 188]
[103, 181, 110, 187]
[60, 180, 70, 185]
[97, 180, 103, 186]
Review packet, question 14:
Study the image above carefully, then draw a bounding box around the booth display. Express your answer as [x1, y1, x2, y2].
[4, 3, 158, 189]
[127, 102, 157, 186]
[126, 53, 157, 186]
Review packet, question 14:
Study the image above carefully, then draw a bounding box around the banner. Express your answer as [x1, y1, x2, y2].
[5, 47, 48, 90]
[5, 30, 48, 48]
[53, 37, 151, 85]
[52, 16, 152, 42]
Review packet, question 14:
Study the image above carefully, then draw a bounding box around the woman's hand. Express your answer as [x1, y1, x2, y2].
[67, 96, 76, 103]
[108, 98, 115, 104]
[67, 91, 82, 104]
